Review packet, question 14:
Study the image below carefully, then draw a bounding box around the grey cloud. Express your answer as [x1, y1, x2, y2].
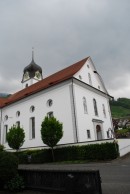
[0, 0, 130, 99]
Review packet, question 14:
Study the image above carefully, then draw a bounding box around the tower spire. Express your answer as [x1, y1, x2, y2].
[32, 47, 34, 62]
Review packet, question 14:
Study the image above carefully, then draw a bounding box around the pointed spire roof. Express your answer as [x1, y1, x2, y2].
[23, 49, 42, 78]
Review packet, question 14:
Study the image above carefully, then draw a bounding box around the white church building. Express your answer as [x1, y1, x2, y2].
[0, 55, 113, 150]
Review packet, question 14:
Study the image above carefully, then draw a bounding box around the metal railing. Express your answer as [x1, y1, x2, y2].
[19, 168, 102, 194]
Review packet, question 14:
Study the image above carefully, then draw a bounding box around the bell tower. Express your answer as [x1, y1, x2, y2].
[21, 49, 43, 88]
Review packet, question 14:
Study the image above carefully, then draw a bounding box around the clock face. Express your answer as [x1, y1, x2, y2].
[35, 71, 41, 79]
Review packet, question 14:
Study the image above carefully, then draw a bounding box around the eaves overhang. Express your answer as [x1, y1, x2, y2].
[72, 77, 113, 99]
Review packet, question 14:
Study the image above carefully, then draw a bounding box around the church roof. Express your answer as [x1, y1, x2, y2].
[0, 98, 7, 107]
[0, 57, 89, 108]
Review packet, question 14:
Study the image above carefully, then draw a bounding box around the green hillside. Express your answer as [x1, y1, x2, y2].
[110, 98, 130, 118]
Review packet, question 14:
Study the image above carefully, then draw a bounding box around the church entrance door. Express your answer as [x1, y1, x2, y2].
[96, 125, 102, 140]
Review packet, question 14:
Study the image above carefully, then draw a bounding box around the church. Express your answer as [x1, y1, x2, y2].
[0, 55, 113, 150]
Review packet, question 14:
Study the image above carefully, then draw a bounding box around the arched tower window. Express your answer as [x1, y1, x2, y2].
[93, 98, 98, 116]
[83, 97, 87, 114]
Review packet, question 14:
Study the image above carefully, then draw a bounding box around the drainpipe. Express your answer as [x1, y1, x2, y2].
[71, 78, 78, 143]
[0, 108, 2, 144]
[107, 99, 115, 139]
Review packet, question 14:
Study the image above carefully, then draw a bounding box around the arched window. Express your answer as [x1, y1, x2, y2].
[47, 99, 53, 107]
[16, 121, 20, 127]
[16, 111, 20, 117]
[83, 97, 87, 114]
[30, 117, 35, 139]
[47, 112, 54, 118]
[96, 125, 102, 140]
[79, 75, 82, 80]
[93, 99, 98, 116]
[102, 104, 106, 117]
[88, 73, 92, 85]
[4, 115, 8, 121]
[30, 105, 35, 113]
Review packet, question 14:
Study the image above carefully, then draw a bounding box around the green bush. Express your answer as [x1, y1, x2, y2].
[116, 128, 130, 138]
[0, 152, 18, 188]
[7, 125, 25, 151]
[7, 174, 25, 192]
[17, 142, 119, 164]
[0, 144, 4, 152]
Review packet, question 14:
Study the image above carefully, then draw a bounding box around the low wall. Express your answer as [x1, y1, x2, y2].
[117, 138, 130, 157]
[19, 168, 102, 194]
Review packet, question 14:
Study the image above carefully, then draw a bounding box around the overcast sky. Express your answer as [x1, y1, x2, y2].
[0, 0, 130, 99]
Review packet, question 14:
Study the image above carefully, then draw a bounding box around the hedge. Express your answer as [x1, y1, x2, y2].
[17, 142, 119, 164]
[0, 152, 18, 188]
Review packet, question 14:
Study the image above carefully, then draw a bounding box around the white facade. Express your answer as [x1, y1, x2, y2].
[0, 57, 113, 150]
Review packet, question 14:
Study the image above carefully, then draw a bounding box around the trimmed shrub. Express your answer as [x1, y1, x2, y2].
[0, 144, 4, 152]
[7, 125, 25, 151]
[0, 152, 18, 188]
[17, 142, 119, 164]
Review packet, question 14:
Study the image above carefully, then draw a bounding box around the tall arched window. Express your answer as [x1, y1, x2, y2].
[102, 104, 106, 117]
[88, 73, 92, 86]
[93, 98, 98, 116]
[83, 97, 87, 114]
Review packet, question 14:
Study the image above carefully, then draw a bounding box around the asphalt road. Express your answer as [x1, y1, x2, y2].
[19, 154, 130, 194]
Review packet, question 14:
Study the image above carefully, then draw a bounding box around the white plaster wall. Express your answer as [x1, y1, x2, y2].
[1, 81, 75, 150]
[74, 58, 106, 93]
[22, 78, 38, 89]
[73, 83, 113, 142]
[117, 139, 130, 156]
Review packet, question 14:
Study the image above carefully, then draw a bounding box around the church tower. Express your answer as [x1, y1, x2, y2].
[21, 50, 43, 88]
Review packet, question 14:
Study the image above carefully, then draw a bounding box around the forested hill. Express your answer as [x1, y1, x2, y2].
[110, 98, 130, 118]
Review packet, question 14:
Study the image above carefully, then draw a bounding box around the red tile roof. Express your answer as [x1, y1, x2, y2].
[0, 98, 6, 107]
[0, 57, 89, 108]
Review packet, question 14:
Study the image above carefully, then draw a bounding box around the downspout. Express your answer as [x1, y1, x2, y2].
[71, 78, 78, 143]
[107, 98, 115, 138]
[0, 108, 2, 144]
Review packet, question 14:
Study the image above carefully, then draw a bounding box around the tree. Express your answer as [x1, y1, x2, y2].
[7, 125, 25, 151]
[41, 116, 63, 161]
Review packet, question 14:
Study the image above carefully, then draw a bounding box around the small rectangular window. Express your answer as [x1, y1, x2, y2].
[87, 129, 91, 138]
[30, 117, 35, 139]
